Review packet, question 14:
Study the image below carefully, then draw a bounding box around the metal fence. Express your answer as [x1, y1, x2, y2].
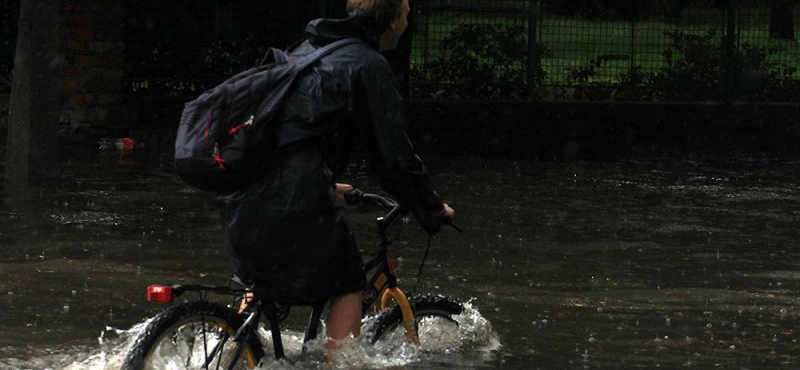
[3, 1, 793, 99]
[410, 0, 800, 100]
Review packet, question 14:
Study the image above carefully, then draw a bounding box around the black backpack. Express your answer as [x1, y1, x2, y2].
[174, 38, 361, 193]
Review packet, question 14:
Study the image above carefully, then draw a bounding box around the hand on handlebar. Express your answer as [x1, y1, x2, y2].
[441, 203, 461, 233]
[336, 183, 354, 208]
[338, 185, 461, 233]
[443, 203, 454, 220]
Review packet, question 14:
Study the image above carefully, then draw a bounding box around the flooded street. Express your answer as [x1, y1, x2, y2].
[1, 145, 800, 369]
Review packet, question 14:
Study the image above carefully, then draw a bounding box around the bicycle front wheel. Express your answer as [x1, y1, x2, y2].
[123, 300, 264, 370]
[368, 294, 464, 351]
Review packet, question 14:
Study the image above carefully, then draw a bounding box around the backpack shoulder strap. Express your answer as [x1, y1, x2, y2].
[262, 47, 288, 64]
[294, 38, 364, 70]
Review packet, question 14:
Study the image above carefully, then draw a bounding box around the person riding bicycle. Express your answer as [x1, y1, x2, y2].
[215, 0, 454, 361]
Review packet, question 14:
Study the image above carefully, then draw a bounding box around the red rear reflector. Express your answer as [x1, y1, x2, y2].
[147, 285, 173, 303]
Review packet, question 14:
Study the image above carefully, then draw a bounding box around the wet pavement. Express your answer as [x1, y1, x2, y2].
[1, 144, 800, 369]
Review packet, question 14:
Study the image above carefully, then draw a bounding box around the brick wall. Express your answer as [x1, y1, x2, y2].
[58, 1, 125, 132]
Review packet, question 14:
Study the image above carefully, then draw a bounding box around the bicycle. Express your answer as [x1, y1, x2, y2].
[122, 189, 464, 370]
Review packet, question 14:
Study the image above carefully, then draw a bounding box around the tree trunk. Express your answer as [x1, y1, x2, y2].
[769, 0, 795, 40]
[5, 0, 61, 205]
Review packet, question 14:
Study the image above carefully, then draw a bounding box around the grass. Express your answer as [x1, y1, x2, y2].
[411, 6, 800, 86]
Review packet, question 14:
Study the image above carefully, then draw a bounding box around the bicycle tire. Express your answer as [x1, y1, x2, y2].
[367, 294, 464, 350]
[122, 300, 265, 370]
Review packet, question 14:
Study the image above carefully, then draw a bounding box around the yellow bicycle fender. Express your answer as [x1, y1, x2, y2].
[380, 288, 393, 311]
[380, 287, 420, 345]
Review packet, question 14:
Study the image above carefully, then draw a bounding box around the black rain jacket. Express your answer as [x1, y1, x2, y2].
[215, 11, 446, 304]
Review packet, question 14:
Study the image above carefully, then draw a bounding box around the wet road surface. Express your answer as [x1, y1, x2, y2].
[1, 146, 799, 369]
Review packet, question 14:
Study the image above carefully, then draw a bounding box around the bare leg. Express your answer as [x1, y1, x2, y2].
[238, 290, 253, 313]
[326, 291, 362, 363]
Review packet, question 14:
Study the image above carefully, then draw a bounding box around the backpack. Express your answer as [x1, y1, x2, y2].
[174, 38, 361, 193]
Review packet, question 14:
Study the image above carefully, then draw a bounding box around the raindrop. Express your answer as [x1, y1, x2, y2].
[706, 323, 713, 328]
[63, 305, 70, 314]
[596, 307, 603, 313]
[666, 317, 671, 326]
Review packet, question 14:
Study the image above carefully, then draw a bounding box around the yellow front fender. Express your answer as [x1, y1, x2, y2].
[380, 287, 420, 345]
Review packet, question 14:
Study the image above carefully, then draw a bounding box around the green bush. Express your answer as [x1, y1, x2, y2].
[651, 29, 800, 101]
[123, 0, 307, 95]
[567, 29, 800, 102]
[125, 37, 269, 94]
[411, 23, 546, 100]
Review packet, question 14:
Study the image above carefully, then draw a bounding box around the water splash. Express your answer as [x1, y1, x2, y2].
[253, 301, 500, 369]
[0, 321, 150, 370]
[0, 302, 498, 370]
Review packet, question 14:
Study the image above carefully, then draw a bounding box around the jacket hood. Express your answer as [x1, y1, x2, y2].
[305, 10, 381, 50]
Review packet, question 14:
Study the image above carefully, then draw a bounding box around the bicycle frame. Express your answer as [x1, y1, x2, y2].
[144, 190, 423, 365]
[301, 192, 422, 348]
[360, 198, 421, 344]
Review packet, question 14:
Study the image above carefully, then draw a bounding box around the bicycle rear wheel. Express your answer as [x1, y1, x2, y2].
[367, 295, 464, 351]
[123, 300, 264, 370]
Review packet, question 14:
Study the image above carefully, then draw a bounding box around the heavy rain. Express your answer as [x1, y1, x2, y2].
[3, 1, 800, 370]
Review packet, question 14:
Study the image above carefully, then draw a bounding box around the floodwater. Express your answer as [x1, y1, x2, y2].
[1, 145, 800, 369]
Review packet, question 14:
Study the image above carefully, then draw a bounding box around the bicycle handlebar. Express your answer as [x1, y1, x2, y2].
[343, 188, 398, 209]
[343, 189, 461, 233]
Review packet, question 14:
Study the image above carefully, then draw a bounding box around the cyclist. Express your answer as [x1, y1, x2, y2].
[215, 0, 454, 362]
